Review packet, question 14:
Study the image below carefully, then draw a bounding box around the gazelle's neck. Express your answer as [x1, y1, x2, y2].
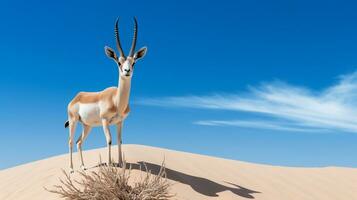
[115, 75, 131, 113]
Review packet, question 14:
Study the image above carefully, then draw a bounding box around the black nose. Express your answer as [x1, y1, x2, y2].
[124, 69, 130, 72]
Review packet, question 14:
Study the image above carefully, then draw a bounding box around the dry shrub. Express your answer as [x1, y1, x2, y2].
[46, 160, 173, 200]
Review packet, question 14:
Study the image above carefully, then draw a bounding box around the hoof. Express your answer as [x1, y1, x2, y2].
[69, 169, 74, 174]
[80, 165, 87, 171]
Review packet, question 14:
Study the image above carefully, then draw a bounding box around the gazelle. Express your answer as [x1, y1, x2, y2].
[65, 17, 147, 172]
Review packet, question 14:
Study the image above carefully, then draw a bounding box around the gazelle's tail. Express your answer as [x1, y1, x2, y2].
[64, 120, 69, 128]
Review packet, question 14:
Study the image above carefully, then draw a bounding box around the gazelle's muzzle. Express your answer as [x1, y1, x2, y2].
[120, 59, 133, 77]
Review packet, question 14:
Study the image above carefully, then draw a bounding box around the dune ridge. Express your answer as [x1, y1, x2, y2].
[0, 144, 356, 200]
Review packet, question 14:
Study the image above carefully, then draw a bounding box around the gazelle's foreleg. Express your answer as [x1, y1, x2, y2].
[117, 121, 123, 166]
[76, 124, 92, 170]
[68, 120, 77, 172]
[102, 119, 112, 165]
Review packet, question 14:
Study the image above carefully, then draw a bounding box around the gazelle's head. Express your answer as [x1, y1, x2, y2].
[105, 17, 147, 79]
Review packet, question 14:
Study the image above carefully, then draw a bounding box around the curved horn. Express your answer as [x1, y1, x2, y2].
[129, 17, 138, 57]
[115, 17, 125, 58]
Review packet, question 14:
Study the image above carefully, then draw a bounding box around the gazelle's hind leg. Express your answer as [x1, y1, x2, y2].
[76, 124, 92, 170]
[68, 120, 78, 173]
[102, 119, 112, 165]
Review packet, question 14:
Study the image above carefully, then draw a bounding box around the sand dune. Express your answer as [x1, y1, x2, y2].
[0, 144, 356, 200]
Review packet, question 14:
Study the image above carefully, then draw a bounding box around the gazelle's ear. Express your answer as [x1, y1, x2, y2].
[134, 46, 147, 61]
[104, 46, 117, 60]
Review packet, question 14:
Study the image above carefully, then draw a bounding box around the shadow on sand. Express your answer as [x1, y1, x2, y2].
[93, 161, 260, 199]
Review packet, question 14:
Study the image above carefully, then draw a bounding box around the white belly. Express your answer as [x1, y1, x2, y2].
[77, 103, 125, 126]
[78, 103, 102, 126]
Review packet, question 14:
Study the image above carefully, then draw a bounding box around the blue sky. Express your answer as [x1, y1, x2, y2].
[1, 0, 357, 169]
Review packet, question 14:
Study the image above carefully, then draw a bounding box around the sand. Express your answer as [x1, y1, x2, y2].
[0, 144, 356, 200]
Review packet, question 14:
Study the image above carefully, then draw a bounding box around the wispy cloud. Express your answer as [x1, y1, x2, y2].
[136, 71, 357, 133]
[193, 120, 327, 132]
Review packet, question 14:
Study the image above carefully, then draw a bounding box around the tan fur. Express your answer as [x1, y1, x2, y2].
[70, 87, 117, 104]
[67, 86, 131, 121]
